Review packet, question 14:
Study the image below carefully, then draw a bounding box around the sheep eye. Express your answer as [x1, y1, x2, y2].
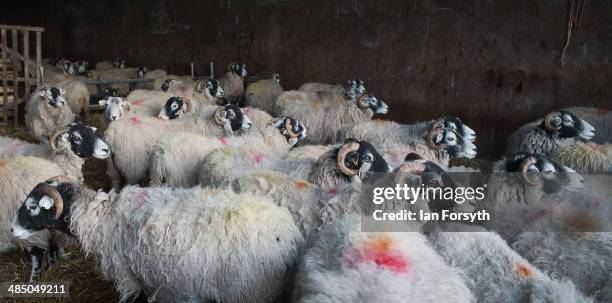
[171, 103, 178, 110]
[542, 170, 554, 176]
[363, 155, 373, 163]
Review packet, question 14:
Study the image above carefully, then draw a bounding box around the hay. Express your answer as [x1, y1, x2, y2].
[0, 246, 119, 302]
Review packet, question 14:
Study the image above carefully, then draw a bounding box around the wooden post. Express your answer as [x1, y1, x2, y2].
[1, 29, 7, 126]
[209, 61, 214, 79]
[12, 30, 18, 127]
[23, 30, 30, 120]
[36, 31, 41, 86]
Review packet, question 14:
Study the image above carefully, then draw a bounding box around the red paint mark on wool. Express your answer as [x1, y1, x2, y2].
[252, 152, 266, 164]
[526, 208, 552, 225]
[327, 187, 337, 196]
[243, 107, 252, 114]
[131, 99, 144, 106]
[217, 136, 228, 145]
[129, 117, 142, 125]
[347, 237, 410, 273]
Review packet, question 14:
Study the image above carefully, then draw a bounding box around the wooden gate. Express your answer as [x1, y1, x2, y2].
[0, 24, 44, 127]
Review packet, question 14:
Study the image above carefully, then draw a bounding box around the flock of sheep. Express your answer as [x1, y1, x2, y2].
[0, 56, 611, 302]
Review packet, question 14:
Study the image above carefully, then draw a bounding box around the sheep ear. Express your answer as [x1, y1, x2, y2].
[59, 88, 66, 95]
[98, 99, 108, 107]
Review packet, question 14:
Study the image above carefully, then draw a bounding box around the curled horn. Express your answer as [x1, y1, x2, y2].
[337, 142, 360, 176]
[544, 111, 562, 131]
[49, 127, 70, 151]
[214, 107, 226, 125]
[432, 117, 445, 129]
[285, 118, 299, 138]
[182, 97, 192, 113]
[37, 183, 64, 219]
[520, 156, 540, 186]
[426, 127, 445, 150]
[356, 93, 370, 109]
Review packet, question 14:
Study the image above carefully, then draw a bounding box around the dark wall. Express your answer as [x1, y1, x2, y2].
[2, 0, 611, 157]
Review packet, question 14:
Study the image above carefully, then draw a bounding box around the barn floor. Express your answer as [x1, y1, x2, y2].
[0, 114, 119, 303]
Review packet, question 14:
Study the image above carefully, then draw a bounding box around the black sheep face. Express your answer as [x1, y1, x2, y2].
[362, 95, 389, 114]
[231, 63, 248, 77]
[542, 111, 595, 140]
[341, 139, 391, 178]
[431, 129, 477, 159]
[40, 87, 67, 108]
[56, 123, 110, 159]
[274, 117, 307, 145]
[112, 59, 126, 69]
[202, 79, 225, 98]
[506, 152, 574, 193]
[62, 61, 75, 75]
[136, 66, 147, 78]
[441, 116, 476, 142]
[224, 104, 251, 131]
[345, 79, 366, 97]
[12, 181, 76, 240]
[160, 79, 173, 92]
[74, 61, 88, 75]
[158, 97, 189, 120]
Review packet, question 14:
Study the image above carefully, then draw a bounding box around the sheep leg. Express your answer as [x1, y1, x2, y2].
[28, 246, 46, 283]
[127, 291, 149, 303]
[46, 240, 65, 267]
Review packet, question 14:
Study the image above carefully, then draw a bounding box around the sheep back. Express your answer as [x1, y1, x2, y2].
[245, 78, 283, 114]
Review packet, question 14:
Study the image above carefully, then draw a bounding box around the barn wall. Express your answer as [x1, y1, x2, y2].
[1, 0, 611, 157]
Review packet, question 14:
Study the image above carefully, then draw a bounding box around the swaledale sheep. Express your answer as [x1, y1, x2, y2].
[299, 78, 365, 96]
[217, 63, 247, 105]
[429, 223, 592, 303]
[276, 92, 388, 144]
[150, 116, 304, 188]
[505, 110, 595, 157]
[338, 117, 477, 168]
[292, 215, 473, 303]
[239, 106, 274, 131]
[153, 75, 192, 92]
[12, 177, 304, 303]
[135, 68, 167, 90]
[199, 139, 391, 190]
[477, 153, 586, 240]
[244, 74, 283, 114]
[0, 124, 109, 253]
[25, 87, 75, 143]
[104, 104, 251, 188]
[563, 106, 612, 144]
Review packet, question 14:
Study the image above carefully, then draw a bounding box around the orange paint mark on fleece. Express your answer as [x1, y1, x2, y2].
[374, 119, 387, 126]
[516, 263, 533, 279]
[217, 136, 229, 145]
[0, 160, 7, 169]
[131, 99, 144, 106]
[294, 181, 309, 191]
[347, 236, 410, 273]
[130, 117, 142, 125]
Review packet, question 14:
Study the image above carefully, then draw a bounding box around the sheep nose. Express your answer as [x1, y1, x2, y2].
[10, 228, 13, 233]
[102, 148, 109, 153]
[111, 115, 118, 120]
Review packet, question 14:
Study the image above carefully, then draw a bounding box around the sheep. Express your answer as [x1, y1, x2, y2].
[25, 86, 75, 143]
[292, 215, 474, 303]
[563, 106, 612, 144]
[338, 117, 477, 168]
[0, 123, 110, 253]
[95, 60, 115, 70]
[153, 74, 192, 92]
[97, 96, 132, 123]
[217, 63, 247, 105]
[103, 104, 251, 188]
[299, 78, 365, 96]
[476, 152, 587, 240]
[150, 116, 303, 188]
[505, 110, 595, 157]
[276, 91, 388, 144]
[135, 68, 167, 90]
[551, 141, 612, 174]
[428, 223, 592, 302]
[123, 79, 223, 119]
[0, 136, 47, 159]
[239, 106, 274, 131]
[244, 74, 283, 114]
[11, 177, 304, 303]
[199, 138, 391, 190]
[56, 78, 91, 118]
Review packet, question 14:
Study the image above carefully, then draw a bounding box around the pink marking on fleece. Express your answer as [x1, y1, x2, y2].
[327, 187, 337, 196]
[217, 136, 229, 145]
[131, 99, 144, 106]
[129, 117, 142, 125]
[346, 237, 410, 273]
[252, 152, 266, 164]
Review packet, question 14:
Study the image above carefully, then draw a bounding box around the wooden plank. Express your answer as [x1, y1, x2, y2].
[23, 31, 29, 118]
[2, 46, 37, 70]
[36, 31, 41, 85]
[0, 24, 44, 32]
[1, 29, 7, 126]
[12, 30, 18, 127]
